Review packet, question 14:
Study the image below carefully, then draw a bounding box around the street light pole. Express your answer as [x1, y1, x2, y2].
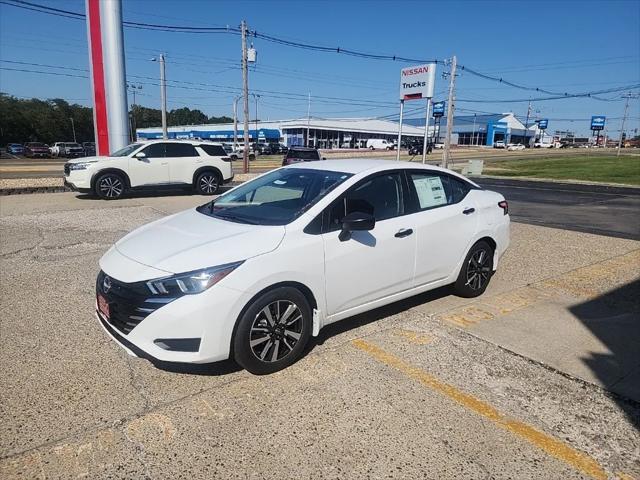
[617, 92, 637, 156]
[241, 20, 250, 173]
[151, 54, 168, 139]
[69, 117, 76, 143]
[233, 95, 241, 151]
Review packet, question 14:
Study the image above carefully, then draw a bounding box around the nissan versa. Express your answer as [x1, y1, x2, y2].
[96, 159, 510, 374]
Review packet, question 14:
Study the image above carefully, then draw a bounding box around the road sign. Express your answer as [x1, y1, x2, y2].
[400, 63, 436, 100]
[591, 116, 606, 131]
[432, 101, 446, 117]
[538, 119, 548, 130]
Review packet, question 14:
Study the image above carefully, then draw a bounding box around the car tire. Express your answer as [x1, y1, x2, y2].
[233, 287, 312, 375]
[369, 146, 375, 150]
[95, 172, 126, 200]
[195, 171, 220, 195]
[453, 240, 494, 298]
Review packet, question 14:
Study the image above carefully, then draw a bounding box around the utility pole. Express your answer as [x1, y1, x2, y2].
[233, 95, 241, 151]
[443, 55, 457, 169]
[617, 92, 637, 156]
[307, 91, 311, 147]
[471, 113, 476, 146]
[241, 20, 250, 173]
[154, 53, 168, 139]
[69, 117, 77, 143]
[524, 100, 532, 147]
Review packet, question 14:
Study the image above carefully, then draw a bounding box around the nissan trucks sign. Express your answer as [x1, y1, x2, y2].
[400, 63, 436, 100]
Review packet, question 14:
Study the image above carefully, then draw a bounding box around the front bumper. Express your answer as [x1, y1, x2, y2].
[64, 178, 92, 193]
[95, 270, 251, 364]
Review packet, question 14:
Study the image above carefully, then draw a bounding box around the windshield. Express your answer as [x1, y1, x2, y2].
[197, 168, 352, 225]
[286, 149, 319, 160]
[65, 143, 81, 148]
[27, 142, 47, 147]
[111, 143, 142, 157]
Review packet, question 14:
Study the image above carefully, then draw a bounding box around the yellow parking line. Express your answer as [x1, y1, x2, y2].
[393, 329, 432, 345]
[352, 339, 608, 480]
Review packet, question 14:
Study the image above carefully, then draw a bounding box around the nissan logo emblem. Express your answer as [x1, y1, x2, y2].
[103, 275, 112, 294]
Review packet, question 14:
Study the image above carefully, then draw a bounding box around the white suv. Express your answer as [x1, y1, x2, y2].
[64, 140, 234, 199]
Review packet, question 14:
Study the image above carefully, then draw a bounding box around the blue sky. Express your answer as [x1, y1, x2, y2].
[1, 0, 639, 136]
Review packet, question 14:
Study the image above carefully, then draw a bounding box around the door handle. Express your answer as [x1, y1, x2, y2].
[395, 228, 413, 238]
[462, 208, 475, 215]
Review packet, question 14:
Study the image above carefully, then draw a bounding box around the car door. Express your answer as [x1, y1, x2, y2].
[128, 143, 170, 186]
[321, 171, 417, 318]
[164, 142, 201, 184]
[405, 170, 479, 287]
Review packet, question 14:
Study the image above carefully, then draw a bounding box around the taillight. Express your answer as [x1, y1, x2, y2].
[498, 200, 508, 215]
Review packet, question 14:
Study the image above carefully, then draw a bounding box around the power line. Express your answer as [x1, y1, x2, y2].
[2, 0, 636, 103]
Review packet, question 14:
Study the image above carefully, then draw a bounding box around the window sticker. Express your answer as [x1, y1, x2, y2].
[413, 176, 447, 209]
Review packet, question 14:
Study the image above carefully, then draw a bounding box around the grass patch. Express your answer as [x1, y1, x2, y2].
[483, 154, 640, 185]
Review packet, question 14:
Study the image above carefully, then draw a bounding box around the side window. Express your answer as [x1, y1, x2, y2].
[165, 143, 199, 157]
[199, 144, 226, 156]
[141, 143, 166, 158]
[325, 172, 403, 232]
[408, 172, 448, 210]
[445, 176, 472, 204]
[409, 172, 472, 210]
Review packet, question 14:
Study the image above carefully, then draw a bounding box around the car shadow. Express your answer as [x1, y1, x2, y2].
[73, 184, 237, 200]
[311, 284, 454, 347]
[568, 279, 640, 430]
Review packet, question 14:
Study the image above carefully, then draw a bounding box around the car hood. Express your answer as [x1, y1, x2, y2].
[114, 208, 286, 274]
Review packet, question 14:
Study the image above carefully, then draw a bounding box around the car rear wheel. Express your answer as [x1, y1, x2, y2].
[195, 171, 220, 195]
[95, 172, 126, 200]
[454, 240, 494, 298]
[233, 287, 312, 375]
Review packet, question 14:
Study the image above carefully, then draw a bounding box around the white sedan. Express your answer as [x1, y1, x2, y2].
[507, 143, 526, 151]
[96, 159, 510, 374]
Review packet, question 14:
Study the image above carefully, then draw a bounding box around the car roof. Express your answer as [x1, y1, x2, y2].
[286, 158, 465, 177]
[288, 146, 317, 151]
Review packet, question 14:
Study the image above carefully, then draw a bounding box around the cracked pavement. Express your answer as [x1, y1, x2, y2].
[0, 192, 638, 479]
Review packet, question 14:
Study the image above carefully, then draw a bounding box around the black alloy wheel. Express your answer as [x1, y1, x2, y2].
[454, 240, 494, 298]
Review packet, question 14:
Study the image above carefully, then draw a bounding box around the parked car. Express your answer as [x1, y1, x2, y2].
[282, 147, 323, 166]
[83, 142, 96, 156]
[433, 142, 445, 149]
[507, 143, 525, 151]
[493, 141, 506, 149]
[366, 139, 395, 150]
[63, 140, 234, 199]
[95, 159, 510, 374]
[255, 143, 279, 155]
[24, 142, 51, 158]
[7, 143, 24, 155]
[408, 142, 433, 156]
[51, 142, 84, 158]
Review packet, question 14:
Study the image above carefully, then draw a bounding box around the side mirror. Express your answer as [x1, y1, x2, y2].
[339, 211, 375, 241]
[322, 157, 326, 160]
[134, 151, 146, 159]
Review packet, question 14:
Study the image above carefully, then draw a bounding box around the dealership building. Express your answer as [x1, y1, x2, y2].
[136, 118, 428, 149]
[405, 112, 537, 147]
[136, 112, 537, 148]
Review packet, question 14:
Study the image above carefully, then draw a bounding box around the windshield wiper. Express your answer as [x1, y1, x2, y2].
[214, 212, 259, 225]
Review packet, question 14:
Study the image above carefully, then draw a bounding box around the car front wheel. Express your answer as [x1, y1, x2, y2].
[454, 240, 494, 298]
[233, 287, 312, 375]
[95, 172, 126, 200]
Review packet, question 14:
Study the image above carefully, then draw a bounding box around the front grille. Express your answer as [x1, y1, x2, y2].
[96, 271, 175, 335]
[64, 163, 70, 175]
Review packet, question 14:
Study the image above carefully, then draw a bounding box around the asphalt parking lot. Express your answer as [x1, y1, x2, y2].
[1, 192, 639, 479]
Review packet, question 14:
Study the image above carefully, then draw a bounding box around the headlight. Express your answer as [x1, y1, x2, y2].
[146, 261, 244, 295]
[68, 162, 95, 170]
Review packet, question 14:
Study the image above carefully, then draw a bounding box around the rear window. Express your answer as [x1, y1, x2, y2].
[199, 144, 227, 156]
[286, 149, 320, 160]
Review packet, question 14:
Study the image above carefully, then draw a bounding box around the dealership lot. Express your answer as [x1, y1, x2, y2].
[1, 192, 639, 479]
